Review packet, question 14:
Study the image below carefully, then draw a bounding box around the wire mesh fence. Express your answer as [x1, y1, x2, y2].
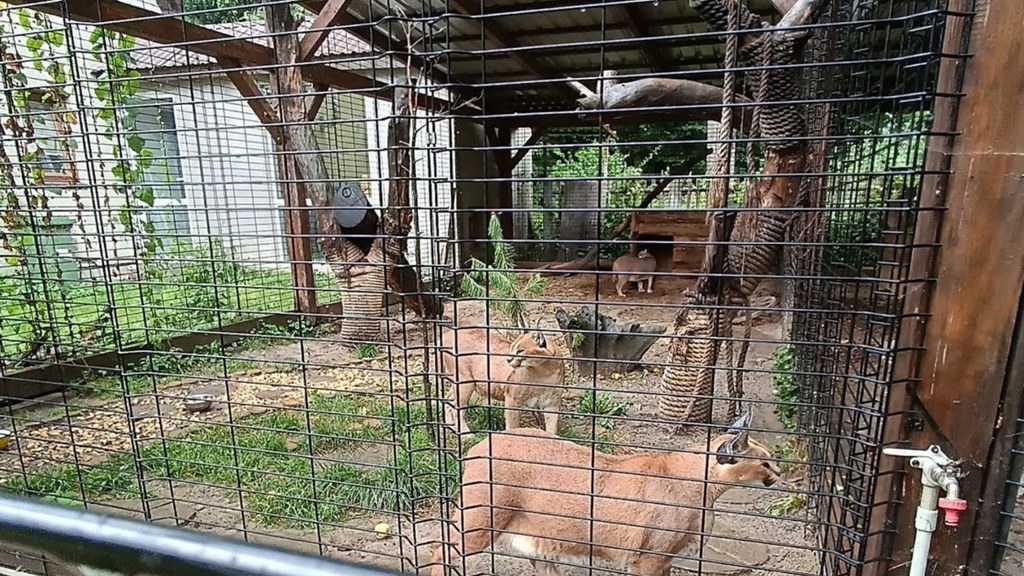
[992, 404, 1024, 576]
[0, 1, 976, 576]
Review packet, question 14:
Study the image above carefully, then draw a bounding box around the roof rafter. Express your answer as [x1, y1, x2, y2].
[299, 1, 482, 109]
[4, 0, 449, 112]
[298, 0, 354, 62]
[618, 4, 674, 73]
[448, 0, 578, 101]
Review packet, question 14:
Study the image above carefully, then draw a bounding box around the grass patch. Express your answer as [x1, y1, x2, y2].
[69, 320, 319, 400]
[356, 343, 382, 360]
[573, 390, 629, 430]
[764, 493, 807, 516]
[462, 401, 620, 454]
[0, 243, 339, 368]
[8, 391, 459, 530]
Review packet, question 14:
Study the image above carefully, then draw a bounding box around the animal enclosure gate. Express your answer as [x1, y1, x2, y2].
[0, 1, 999, 576]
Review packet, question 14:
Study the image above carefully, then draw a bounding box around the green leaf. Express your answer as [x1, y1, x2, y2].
[25, 36, 42, 54]
[127, 133, 146, 154]
[135, 186, 154, 207]
[18, 10, 31, 29]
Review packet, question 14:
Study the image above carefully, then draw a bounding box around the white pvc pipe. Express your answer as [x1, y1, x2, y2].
[908, 483, 941, 576]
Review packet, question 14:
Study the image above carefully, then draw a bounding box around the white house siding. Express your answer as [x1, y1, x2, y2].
[131, 75, 285, 267]
[1, 6, 453, 282]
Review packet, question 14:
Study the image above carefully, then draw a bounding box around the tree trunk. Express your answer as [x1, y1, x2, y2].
[266, 4, 427, 342]
[658, 0, 828, 426]
[555, 307, 667, 378]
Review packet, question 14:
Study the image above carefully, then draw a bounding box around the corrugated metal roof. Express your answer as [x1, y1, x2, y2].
[337, 0, 784, 112]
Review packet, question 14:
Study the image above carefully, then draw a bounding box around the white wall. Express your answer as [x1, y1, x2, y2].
[132, 75, 286, 266]
[0, 8, 454, 282]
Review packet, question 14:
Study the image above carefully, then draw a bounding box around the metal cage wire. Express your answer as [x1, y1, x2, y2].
[0, 1, 976, 576]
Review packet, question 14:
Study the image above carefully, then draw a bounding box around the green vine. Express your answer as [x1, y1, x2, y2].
[87, 27, 158, 256]
[0, 9, 158, 363]
[0, 9, 78, 363]
[771, 344, 798, 431]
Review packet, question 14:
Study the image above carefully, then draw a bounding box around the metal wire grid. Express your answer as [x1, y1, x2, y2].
[992, 405, 1024, 576]
[0, 1, 969, 576]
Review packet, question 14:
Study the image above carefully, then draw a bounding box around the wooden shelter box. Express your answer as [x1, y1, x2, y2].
[629, 210, 709, 273]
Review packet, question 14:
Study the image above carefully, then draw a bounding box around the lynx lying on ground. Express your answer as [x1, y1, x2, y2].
[431, 411, 780, 576]
[438, 327, 566, 435]
[612, 249, 657, 296]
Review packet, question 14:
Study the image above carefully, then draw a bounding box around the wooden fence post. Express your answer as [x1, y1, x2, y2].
[877, 3, 1024, 575]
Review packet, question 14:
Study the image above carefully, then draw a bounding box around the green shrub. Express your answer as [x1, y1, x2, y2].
[772, 344, 798, 431]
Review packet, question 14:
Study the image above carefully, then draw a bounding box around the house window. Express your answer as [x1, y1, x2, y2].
[25, 91, 73, 184]
[132, 99, 189, 239]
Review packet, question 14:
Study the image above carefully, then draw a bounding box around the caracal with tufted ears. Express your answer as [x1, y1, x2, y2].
[430, 410, 780, 576]
[438, 327, 566, 435]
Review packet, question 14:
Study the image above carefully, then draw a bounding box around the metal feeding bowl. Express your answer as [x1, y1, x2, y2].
[0, 429, 11, 450]
[183, 394, 215, 413]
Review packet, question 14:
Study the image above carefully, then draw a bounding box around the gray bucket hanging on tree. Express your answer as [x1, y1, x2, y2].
[332, 181, 379, 257]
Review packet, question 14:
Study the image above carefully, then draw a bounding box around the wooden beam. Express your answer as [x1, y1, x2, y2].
[305, 83, 329, 121]
[618, 4, 672, 73]
[3, 0, 450, 111]
[510, 127, 547, 169]
[966, 294, 1024, 575]
[448, 0, 578, 100]
[883, 2, 1024, 575]
[298, 0, 353, 62]
[268, 3, 318, 315]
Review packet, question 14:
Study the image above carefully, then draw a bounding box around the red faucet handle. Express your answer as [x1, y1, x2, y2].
[938, 497, 968, 527]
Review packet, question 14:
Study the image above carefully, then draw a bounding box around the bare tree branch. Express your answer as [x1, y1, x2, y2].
[573, 77, 754, 130]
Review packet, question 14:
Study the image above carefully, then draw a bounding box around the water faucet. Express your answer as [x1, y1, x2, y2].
[883, 444, 966, 576]
[883, 444, 967, 526]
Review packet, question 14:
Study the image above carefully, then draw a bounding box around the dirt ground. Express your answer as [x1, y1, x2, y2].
[0, 274, 818, 576]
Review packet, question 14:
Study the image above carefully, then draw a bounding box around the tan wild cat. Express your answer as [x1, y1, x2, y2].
[431, 411, 779, 576]
[438, 327, 566, 435]
[612, 249, 657, 296]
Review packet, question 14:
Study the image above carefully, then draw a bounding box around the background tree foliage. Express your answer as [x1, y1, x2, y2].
[158, 0, 303, 24]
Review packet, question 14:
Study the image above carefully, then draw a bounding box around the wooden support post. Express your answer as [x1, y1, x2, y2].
[879, 3, 1024, 575]
[269, 4, 318, 315]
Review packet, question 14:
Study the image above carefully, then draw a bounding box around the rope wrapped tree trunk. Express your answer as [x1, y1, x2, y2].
[269, 5, 417, 343]
[329, 85, 416, 342]
[659, 0, 826, 426]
